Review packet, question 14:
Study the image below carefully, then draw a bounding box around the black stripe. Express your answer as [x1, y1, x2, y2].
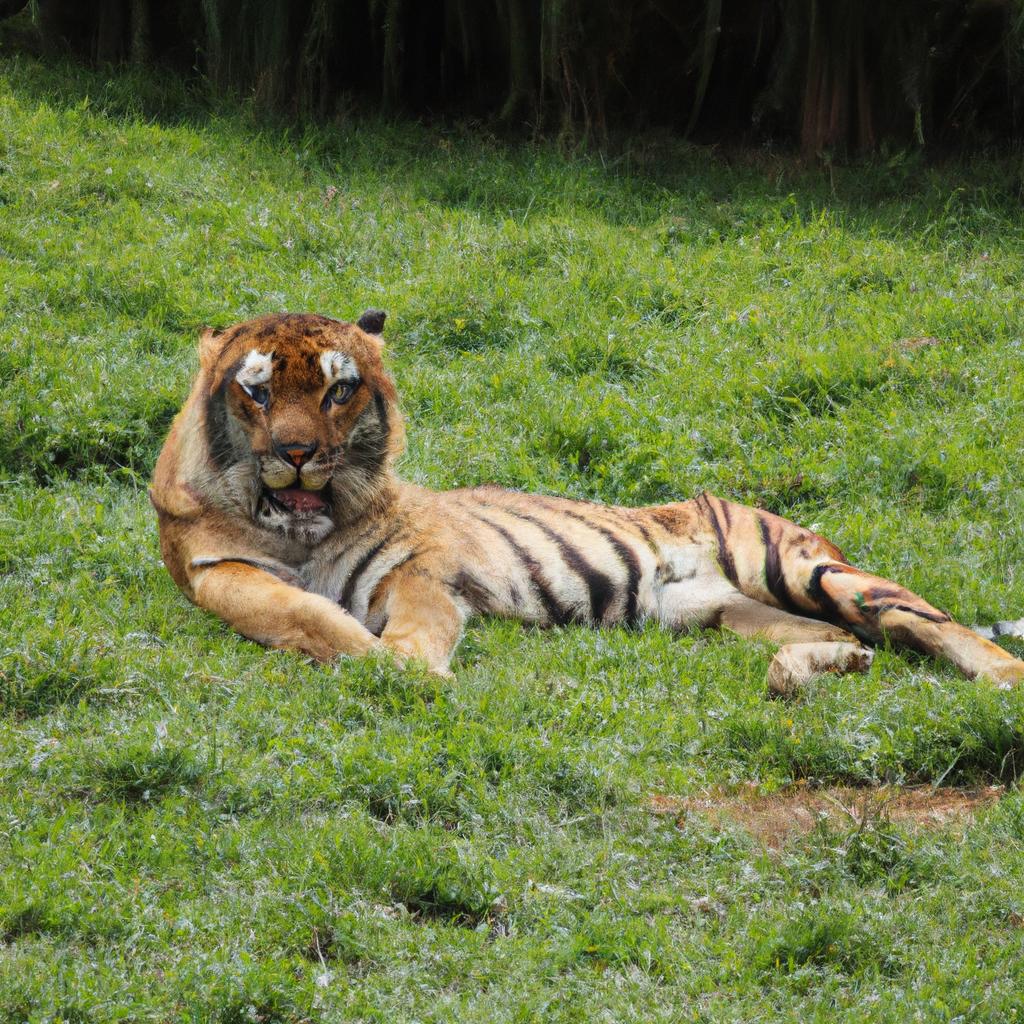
[362, 548, 420, 615]
[807, 564, 846, 621]
[205, 354, 249, 471]
[589, 502, 658, 551]
[862, 586, 950, 625]
[552, 506, 643, 625]
[345, 390, 390, 476]
[699, 494, 739, 587]
[340, 528, 403, 611]
[190, 556, 304, 588]
[871, 601, 951, 624]
[630, 516, 657, 551]
[806, 564, 872, 642]
[450, 570, 495, 613]
[471, 512, 571, 625]
[505, 509, 616, 623]
[759, 515, 800, 614]
[334, 518, 386, 559]
[204, 387, 236, 471]
[373, 390, 389, 434]
[807, 564, 952, 636]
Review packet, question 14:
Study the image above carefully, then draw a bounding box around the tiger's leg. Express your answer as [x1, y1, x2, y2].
[801, 562, 1024, 686]
[718, 593, 857, 644]
[696, 492, 1024, 686]
[718, 596, 874, 694]
[378, 574, 465, 676]
[192, 560, 383, 662]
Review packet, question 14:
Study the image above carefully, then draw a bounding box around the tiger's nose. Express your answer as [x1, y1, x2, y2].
[274, 439, 318, 467]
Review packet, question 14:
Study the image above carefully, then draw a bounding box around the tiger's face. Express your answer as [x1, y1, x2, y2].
[202, 311, 402, 544]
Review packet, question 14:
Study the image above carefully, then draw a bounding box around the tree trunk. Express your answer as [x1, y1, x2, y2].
[381, 0, 403, 110]
[800, 0, 871, 158]
[95, 0, 126, 62]
[500, 0, 533, 124]
[130, 0, 150, 64]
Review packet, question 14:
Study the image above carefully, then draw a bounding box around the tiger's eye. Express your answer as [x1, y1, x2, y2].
[247, 384, 270, 408]
[326, 381, 357, 406]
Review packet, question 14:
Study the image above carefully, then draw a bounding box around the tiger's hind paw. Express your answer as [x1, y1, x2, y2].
[978, 660, 1024, 690]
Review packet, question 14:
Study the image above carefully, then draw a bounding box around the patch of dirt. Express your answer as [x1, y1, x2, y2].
[648, 784, 1004, 850]
[898, 335, 944, 351]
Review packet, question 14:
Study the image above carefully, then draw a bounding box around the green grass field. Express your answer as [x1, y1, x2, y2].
[4, 51, 1024, 1022]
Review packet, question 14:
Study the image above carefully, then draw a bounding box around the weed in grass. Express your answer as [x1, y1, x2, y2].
[706, 682, 1024, 787]
[0, 902, 52, 942]
[209, 993, 303, 1024]
[548, 334, 656, 383]
[791, 792, 944, 894]
[403, 292, 534, 354]
[0, 888, 123, 946]
[754, 904, 900, 977]
[386, 835, 502, 928]
[391, 861, 501, 928]
[0, 1000, 35, 1024]
[314, 816, 503, 928]
[61, 1010, 95, 1024]
[89, 741, 204, 802]
[301, 914, 372, 967]
[206, 777, 276, 818]
[708, 711, 872, 786]
[341, 654, 444, 714]
[334, 736, 489, 827]
[754, 359, 891, 427]
[574, 913, 675, 979]
[839, 821, 939, 894]
[49, 1009, 94, 1024]
[532, 749, 617, 812]
[0, 634, 122, 717]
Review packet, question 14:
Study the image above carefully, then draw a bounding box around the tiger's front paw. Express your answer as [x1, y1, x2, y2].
[381, 639, 454, 679]
[767, 641, 874, 698]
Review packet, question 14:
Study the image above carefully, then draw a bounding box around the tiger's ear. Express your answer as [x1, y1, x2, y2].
[357, 309, 386, 338]
[198, 326, 226, 370]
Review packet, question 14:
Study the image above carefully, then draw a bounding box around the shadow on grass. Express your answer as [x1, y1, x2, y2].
[2, 48, 1023, 238]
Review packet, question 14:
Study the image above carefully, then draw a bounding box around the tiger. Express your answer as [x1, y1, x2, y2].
[150, 311, 1024, 688]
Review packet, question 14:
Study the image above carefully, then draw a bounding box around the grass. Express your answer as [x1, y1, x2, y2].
[2, 47, 1024, 1022]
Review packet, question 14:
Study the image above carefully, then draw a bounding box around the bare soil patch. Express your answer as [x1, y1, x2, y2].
[898, 335, 945, 351]
[648, 784, 1004, 850]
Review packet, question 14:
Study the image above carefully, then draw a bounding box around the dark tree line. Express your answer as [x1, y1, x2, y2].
[8, 0, 1024, 153]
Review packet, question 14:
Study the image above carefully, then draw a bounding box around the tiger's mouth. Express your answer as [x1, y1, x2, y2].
[263, 485, 331, 517]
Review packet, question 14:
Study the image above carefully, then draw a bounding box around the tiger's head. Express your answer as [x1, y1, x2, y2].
[197, 311, 404, 544]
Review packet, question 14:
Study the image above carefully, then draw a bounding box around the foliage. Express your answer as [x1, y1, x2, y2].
[2, 54, 1024, 1019]
[7, 0, 1024, 151]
